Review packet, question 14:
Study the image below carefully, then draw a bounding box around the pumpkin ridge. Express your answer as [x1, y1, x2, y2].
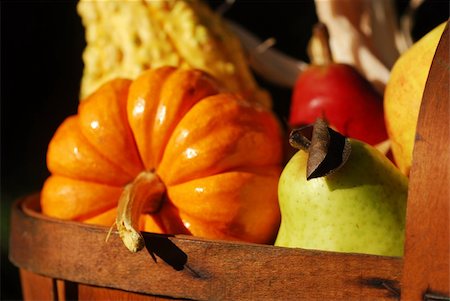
[157, 93, 282, 186]
[78, 78, 145, 178]
[41, 175, 123, 221]
[151, 68, 220, 169]
[163, 164, 282, 187]
[141, 199, 191, 236]
[74, 116, 139, 185]
[46, 115, 135, 187]
[164, 166, 280, 244]
[76, 202, 118, 223]
[127, 67, 177, 170]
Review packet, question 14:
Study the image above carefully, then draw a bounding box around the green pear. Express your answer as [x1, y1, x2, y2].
[275, 120, 408, 257]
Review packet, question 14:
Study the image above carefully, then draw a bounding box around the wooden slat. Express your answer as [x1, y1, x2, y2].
[10, 194, 402, 301]
[401, 22, 450, 301]
[20, 269, 56, 301]
[77, 284, 182, 301]
[56, 280, 79, 301]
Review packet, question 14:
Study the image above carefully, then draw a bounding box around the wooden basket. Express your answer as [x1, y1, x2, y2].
[9, 23, 449, 301]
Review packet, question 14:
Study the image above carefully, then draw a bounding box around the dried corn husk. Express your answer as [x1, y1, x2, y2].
[314, 0, 421, 93]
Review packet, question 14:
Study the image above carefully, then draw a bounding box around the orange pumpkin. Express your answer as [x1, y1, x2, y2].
[41, 66, 283, 251]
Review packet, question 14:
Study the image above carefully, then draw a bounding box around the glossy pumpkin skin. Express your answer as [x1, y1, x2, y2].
[41, 66, 283, 244]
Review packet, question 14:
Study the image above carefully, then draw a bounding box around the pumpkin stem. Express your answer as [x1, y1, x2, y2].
[116, 171, 166, 252]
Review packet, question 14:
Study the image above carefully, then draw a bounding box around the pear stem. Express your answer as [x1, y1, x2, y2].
[116, 171, 166, 252]
[307, 23, 334, 65]
[289, 118, 351, 180]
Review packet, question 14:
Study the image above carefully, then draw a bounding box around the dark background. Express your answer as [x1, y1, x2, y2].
[1, 1, 448, 300]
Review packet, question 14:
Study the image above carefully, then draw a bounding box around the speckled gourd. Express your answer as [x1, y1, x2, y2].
[77, 0, 271, 108]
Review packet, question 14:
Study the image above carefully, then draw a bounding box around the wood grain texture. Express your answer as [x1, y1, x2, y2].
[20, 269, 56, 300]
[401, 22, 450, 301]
[20, 269, 179, 301]
[10, 195, 402, 301]
[77, 283, 185, 300]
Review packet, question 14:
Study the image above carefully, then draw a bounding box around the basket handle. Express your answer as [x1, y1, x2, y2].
[401, 21, 449, 301]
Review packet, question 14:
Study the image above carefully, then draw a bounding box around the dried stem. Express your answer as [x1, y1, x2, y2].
[289, 118, 351, 180]
[116, 171, 166, 252]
